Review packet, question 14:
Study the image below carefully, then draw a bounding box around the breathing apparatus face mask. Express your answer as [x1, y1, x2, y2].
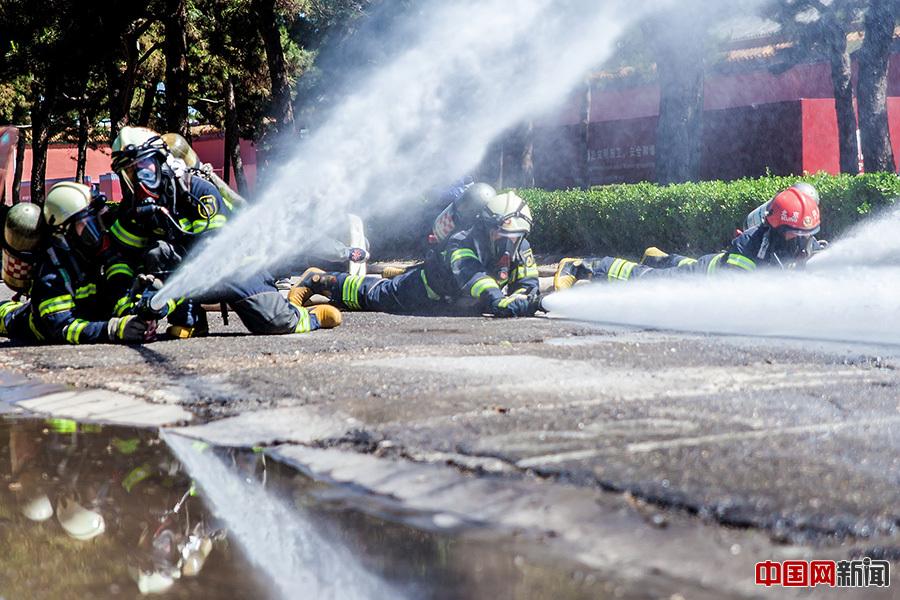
[485, 224, 526, 282]
[773, 230, 815, 266]
[120, 153, 165, 200]
[64, 205, 113, 262]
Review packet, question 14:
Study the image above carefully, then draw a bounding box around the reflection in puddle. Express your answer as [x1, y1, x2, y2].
[0, 416, 266, 599]
[164, 432, 399, 600]
[1, 415, 627, 599]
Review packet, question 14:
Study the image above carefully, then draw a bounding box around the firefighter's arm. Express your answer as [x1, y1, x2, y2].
[32, 273, 146, 344]
[465, 274, 537, 318]
[109, 214, 152, 256]
[506, 244, 540, 296]
[448, 244, 503, 303]
[448, 243, 537, 318]
[105, 256, 138, 317]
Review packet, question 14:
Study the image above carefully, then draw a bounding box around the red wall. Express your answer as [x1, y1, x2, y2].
[534, 96, 900, 189]
[700, 101, 804, 181]
[5, 132, 257, 204]
[532, 54, 900, 188]
[801, 98, 842, 175]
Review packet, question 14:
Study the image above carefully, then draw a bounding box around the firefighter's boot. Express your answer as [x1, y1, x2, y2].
[288, 268, 337, 307]
[553, 258, 594, 291]
[641, 246, 669, 267]
[309, 305, 342, 329]
[380, 266, 407, 279]
[166, 324, 209, 339]
[165, 304, 209, 339]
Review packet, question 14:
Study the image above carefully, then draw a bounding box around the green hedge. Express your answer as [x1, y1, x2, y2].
[516, 172, 900, 258]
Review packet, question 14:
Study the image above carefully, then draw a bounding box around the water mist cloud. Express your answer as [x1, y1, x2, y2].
[808, 202, 900, 269]
[545, 230, 900, 348]
[543, 267, 900, 346]
[158, 0, 676, 303]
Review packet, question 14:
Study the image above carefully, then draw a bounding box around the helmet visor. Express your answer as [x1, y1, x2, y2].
[68, 212, 109, 256]
[489, 229, 525, 260]
[120, 155, 162, 194]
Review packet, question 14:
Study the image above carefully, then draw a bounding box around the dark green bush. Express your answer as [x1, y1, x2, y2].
[517, 172, 900, 259]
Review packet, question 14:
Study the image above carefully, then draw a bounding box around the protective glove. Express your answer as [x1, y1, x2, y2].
[107, 316, 153, 343]
[490, 293, 538, 318]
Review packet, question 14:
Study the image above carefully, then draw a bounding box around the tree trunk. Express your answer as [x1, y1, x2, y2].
[30, 100, 54, 206]
[28, 77, 59, 205]
[76, 107, 89, 184]
[164, 0, 190, 136]
[521, 119, 534, 189]
[856, 0, 900, 174]
[105, 57, 129, 143]
[645, 14, 706, 185]
[579, 77, 591, 190]
[137, 82, 158, 127]
[225, 76, 249, 196]
[12, 128, 26, 205]
[105, 30, 141, 142]
[252, 0, 295, 135]
[825, 18, 859, 175]
[498, 121, 535, 189]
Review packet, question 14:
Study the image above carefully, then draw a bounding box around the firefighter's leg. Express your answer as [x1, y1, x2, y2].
[640, 252, 739, 279]
[642, 247, 699, 270]
[358, 267, 438, 314]
[585, 257, 653, 282]
[288, 270, 374, 311]
[288, 268, 339, 307]
[325, 267, 435, 314]
[0, 300, 42, 342]
[329, 273, 386, 311]
[230, 289, 341, 334]
[0, 300, 20, 336]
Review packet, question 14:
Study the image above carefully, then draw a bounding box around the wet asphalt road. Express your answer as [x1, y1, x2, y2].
[2, 279, 900, 598]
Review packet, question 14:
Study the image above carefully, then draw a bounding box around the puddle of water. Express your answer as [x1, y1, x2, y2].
[0, 415, 268, 599]
[0, 414, 645, 600]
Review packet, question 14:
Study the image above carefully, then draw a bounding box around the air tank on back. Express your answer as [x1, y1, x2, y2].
[432, 182, 496, 242]
[2, 202, 43, 293]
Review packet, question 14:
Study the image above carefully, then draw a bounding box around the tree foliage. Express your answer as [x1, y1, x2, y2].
[0, 0, 897, 193]
[763, 0, 865, 175]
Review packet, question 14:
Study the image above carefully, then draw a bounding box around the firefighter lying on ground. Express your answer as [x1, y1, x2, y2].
[108, 126, 341, 338]
[554, 184, 823, 291]
[0, 182, 153, 344]
[289, 186, 544, 318]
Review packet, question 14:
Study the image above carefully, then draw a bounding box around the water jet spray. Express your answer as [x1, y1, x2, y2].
[546, 204, 900, 345]
[151, 0, 678, 308]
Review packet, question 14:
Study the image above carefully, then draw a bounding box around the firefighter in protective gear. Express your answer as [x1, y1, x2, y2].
[109, 126, 341, 337]
[554, 186, 823, 291]
[290, 191, 543, 318]
[0, 182, 152, 344]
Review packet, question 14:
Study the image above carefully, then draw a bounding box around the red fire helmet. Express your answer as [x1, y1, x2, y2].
[766, 188, 820, 234]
